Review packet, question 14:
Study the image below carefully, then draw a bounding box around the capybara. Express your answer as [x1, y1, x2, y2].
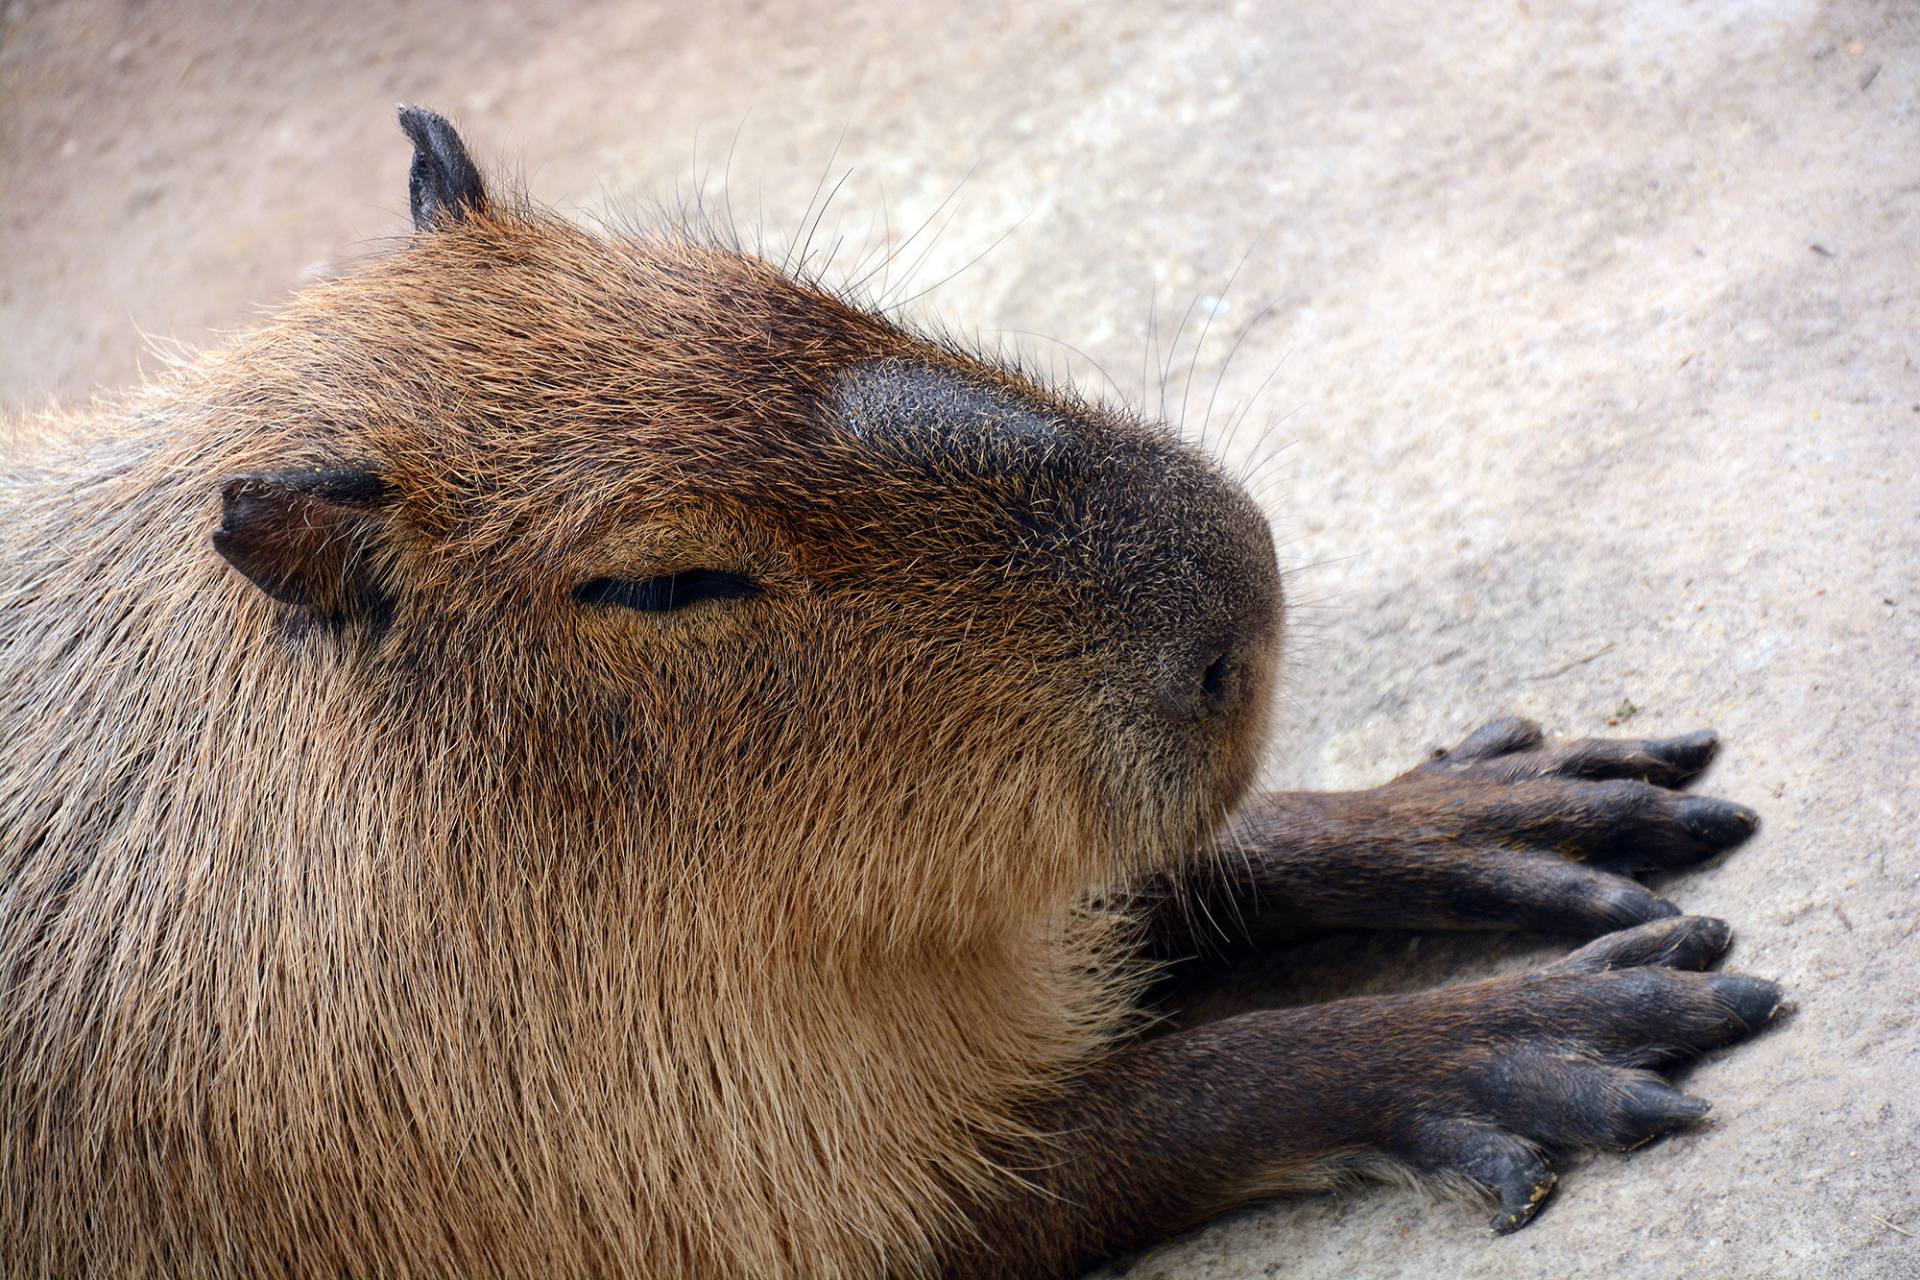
[0, 108, 1779, 1278]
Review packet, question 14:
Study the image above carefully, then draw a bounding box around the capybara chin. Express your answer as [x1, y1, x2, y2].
[1, 108, 1778, 1279]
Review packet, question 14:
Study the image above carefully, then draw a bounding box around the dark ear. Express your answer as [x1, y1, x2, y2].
[397, 105, 486, 230]
[213, 469, 395, 618]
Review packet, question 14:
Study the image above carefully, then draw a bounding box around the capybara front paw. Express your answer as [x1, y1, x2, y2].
[1407, 716, 1760, 866]
[1375, 717, 1762, 934]
[1363, 916, 1783, 1232]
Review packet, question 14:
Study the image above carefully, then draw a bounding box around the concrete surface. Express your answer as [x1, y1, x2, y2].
[2, 0, 1915, 1276]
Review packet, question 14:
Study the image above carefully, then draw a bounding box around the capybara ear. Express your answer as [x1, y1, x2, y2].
[397, 106, 486, 231]
[212, 469, 394, 617]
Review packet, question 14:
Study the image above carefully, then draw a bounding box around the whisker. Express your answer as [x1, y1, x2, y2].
[1201, 297, 1285, 459]
[888, 214, 1027, 314]
[1220, 348, 1295, 467]
[840, 179, 896, 295]
[1180, 224, 1271, 450]
[795, 167, 856, 281]
[995, 329, 1130, 410]
[846, 161, 981, 301]
[783, 122, 850, 275]
[1157, 293, 1202, 427]
[1235, 406, 1308, 490]
[881, 200, 966, 309]
[719, 112, 751, 253]
[1140, 281, 1159, 414]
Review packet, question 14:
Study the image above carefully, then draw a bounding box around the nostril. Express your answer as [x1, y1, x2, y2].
[1200, 649, 1233, 705]
[1152, 642, 1245, 725]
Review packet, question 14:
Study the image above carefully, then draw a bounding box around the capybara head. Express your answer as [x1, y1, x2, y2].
[0, 106, 1293, 1278]
[207, 109, 1283, 943]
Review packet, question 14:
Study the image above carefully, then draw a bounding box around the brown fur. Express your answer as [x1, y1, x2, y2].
[2, 113, 1779, 1280]
[0, 127, 1274, 1277]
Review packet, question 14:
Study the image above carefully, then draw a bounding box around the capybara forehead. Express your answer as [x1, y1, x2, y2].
[272, 212, 1147, 554]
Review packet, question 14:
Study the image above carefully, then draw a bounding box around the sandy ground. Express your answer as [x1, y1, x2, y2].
[3, 0, 1916, 1276]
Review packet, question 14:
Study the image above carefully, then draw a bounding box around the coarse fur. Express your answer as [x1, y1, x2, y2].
[0, 125, 1277, 1277]
[2, 111, 1782, 1280]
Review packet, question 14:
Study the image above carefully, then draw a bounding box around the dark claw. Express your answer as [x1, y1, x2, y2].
[1458, 853, 1682, 938]
[1623, 1076, 1711, 1123]
[1439, 725, 1727, 788]
[1456, 717, 1545, 760]
[1611, 1078, 1712, 1149]
[1647, 729, 1720, 781]
[1457, 776, 1755, 872]
[1612, 888, 1683, 926]
[1557, 915, 1731, 974]
[1454, 1132, 1556, 1234]
[1677, 796, 1761, 847]
[1709, 973, 1785, 1031]
[1490, 1162, 1557, 1235]
[1652, 915, 1732, 970]
[1420, 718, 1545, 774]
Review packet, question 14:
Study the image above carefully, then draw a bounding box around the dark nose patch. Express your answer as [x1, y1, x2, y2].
[830, 358, 1065, 474]
[830, 353, 1281, 731]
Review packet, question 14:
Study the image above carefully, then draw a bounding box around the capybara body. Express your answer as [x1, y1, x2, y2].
[1, 112, 1777, 1279]
[0, 113, 1273, 1278]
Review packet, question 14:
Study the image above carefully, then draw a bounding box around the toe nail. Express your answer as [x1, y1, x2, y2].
[1627, 1078, 1712, 1122]
[1490, 1174, 1556, 1235]
[1679, 797, 1761, 845]
[1492, 1207, 1535, 1235]
[1633, 892, 1682, 923]
[1712, 974, 1785, 1028]
[1687, 916, 1734, 957]
[1659, 730, 1720, 765]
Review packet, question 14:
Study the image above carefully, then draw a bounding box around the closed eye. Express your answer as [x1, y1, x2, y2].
[574, 570, 759, 613]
